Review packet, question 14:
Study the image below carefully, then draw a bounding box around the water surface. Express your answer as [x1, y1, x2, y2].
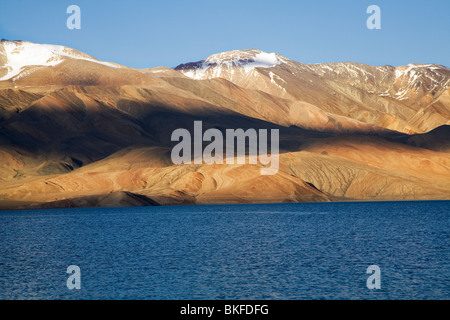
[0, 201, 448, 299]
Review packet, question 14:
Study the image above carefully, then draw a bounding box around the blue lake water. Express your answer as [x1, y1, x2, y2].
[0, 201, 448, 300]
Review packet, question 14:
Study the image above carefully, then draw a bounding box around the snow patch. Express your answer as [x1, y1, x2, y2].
[0, 41, 120, 81]
[149, 69, 170, 73]
[179, 50, 284, 80]
[269, 71, 286, 93]
[241, 52, 281, 73]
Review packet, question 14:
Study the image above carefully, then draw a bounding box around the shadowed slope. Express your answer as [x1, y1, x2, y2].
[1, 42, 449, 209]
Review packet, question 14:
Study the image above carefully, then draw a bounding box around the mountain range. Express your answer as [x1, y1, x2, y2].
[0, 40, 449, 210]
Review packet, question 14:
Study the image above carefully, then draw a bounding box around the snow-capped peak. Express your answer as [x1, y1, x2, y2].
[205, 49, 284, 67]
[0, 40, 121, 81]
[175, 49, 289, 80]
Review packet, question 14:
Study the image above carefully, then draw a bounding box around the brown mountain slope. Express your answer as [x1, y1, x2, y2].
[176, 50, 450, 133]
[0, 41, 449, 209]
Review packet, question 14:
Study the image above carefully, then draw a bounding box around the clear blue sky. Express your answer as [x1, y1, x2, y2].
[1, 0, 449, 68]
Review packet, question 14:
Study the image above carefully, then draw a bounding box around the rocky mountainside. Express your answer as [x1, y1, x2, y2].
[176, 49, 450, 133]
[0, 41, 449, 210]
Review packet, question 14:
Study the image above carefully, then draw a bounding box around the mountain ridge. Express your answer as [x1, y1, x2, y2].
[174, 48, 450, 134]
[0, 40, 449, 210]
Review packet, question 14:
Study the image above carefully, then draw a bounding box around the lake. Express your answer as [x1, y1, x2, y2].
[0, 201, 448, 300]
